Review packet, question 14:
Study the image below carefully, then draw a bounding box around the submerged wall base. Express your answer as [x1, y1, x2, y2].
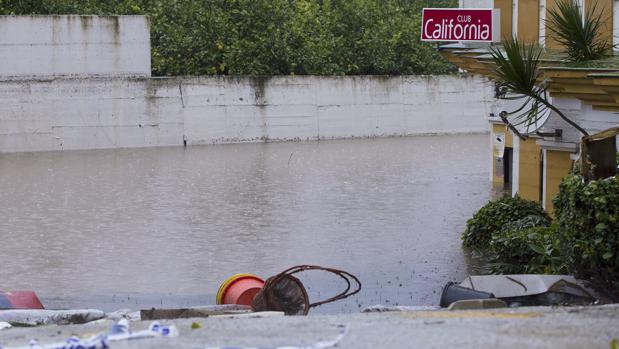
[0, 75, 494, 153]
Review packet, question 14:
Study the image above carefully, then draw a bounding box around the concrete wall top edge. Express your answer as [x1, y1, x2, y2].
[149, 73, 479, 81]
[0, 74, 480, 84]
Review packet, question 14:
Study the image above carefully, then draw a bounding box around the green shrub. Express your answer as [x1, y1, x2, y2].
[554, 174, 619, 290]
[462, 196, 550, 249]
[486, 225, 569, 274]
[499, 214, 551, 234]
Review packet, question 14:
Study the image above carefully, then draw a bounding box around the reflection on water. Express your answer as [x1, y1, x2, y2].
[0, 134, 491, 313]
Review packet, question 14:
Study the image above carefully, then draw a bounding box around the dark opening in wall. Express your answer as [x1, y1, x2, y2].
[503, 147, 513, 185]
[539, 149, 544, 203]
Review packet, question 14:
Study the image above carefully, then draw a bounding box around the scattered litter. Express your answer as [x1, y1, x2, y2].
[191, 322, 201, 329]
[0, 309, 104, 326]
[0, 319, 178, 349]
[108, 319, 178, 340]
[6, 335, 108, 349]
[440, 275, 599, 308]
[362, 305, 441, 313]
[141, 305, 252, 320]
[0, 322, 11, 331]
[201, 324, 349, 349]
[250, 265, 361, 315]
[217, 266, 361, 316]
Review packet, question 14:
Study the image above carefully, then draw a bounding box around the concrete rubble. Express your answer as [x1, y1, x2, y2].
[0, 309, 104, 327]
[0, 304, 617, 349]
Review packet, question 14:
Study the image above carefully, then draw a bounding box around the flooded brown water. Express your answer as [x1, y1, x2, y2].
[0, 134, 492, 313]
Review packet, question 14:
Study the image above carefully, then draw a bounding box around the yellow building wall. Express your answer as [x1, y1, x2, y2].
[518, 0, 540, 43]
[544, 150, 574, 214]
[494, 0, 513, 41]
[585, 0, 614, 52]
[545, 0, 561, 49]
[492, 123, 513, 184]
[518, 137, 542, 202]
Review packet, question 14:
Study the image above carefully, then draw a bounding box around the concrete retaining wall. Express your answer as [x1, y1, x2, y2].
[0, 16, 150, 79]
[0, 75, 494, 153]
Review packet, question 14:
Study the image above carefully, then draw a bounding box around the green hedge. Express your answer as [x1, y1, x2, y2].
[554, 174, 619, 290]
[0, 0, 457, 76]
[465, 173, 618, 299]
[486, 225, 567, 274]
[462, 196, 551, 250]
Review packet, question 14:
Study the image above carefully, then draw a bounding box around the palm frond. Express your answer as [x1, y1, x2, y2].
[489, 39, 590, 137]
[489, 40, 549, 130]
[547, 0, 612, 62]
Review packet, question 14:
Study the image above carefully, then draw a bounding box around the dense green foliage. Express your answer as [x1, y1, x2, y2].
[462, 196, 550, 249]
[466, 174, 618, 298]
[554, 174, 619, 290]
[486, 225, 568, 274]
[498, 214, 551, 234]
[0, 0, 457, 76]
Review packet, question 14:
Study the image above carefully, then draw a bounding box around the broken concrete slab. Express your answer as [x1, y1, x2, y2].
[210, 311, 285, 319]
[1, 304, 618, 349]
[140, 305, 252, 320]
[361, 305, 442, 313]
[0, 309, 104, 326]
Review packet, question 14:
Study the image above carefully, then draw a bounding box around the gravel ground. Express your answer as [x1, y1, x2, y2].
[1, 304, 618, 349]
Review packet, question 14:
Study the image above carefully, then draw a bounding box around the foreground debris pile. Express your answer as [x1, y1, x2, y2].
[217, 265, 362, 315]
[0, 319, 177, 349]
[440, 275, 599, 309]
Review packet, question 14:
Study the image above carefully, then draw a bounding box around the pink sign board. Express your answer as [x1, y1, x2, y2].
[421, 8, 500, 42]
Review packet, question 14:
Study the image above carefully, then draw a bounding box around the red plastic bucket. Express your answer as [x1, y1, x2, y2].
[216, 274, 265, 306]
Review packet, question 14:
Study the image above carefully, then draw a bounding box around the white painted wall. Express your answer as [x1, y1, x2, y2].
[0, 75, 494, 153]
[460, 0, 494, 8]
[614, 0, 619, 51]
[0, 16, 150, 79]
[541, 97, 619, 143]
[539, 0, 547, 46]
[513, 0, 519, 38]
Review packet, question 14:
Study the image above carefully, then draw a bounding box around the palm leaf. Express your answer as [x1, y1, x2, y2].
[547, 0, 611, 62]
[489, 40, 549, 129]
[489, 39, 589, 136]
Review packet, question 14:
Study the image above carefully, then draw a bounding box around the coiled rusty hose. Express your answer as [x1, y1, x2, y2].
[252, 265, 362, 315]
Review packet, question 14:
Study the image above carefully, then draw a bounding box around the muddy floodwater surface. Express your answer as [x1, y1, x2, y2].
[0, 134, 492, 313]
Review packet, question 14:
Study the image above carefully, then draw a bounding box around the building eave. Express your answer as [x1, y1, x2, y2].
[439, 44, 619, 111]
